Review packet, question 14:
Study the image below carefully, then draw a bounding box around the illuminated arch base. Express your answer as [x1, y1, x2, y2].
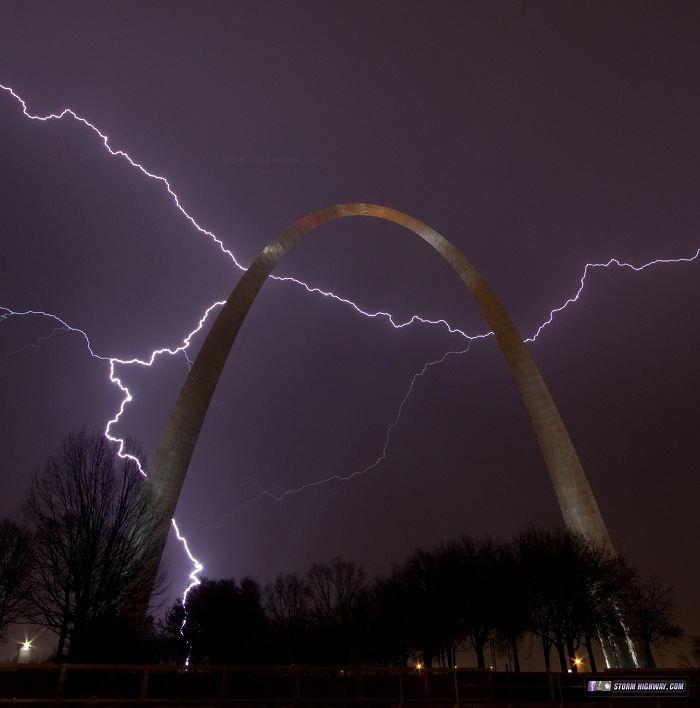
[138, 204, 638, 667]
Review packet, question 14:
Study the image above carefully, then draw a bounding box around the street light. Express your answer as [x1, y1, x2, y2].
[18, 640, 32, 664]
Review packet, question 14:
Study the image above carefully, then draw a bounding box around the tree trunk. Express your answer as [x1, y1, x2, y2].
[555, 641, 568, 672]
[474, 639, 486, 669]
[644, 641, 656, 668]
[56, 625, 67, 660]
[566, 638, 578, 672]
[542, 637, 551, 671]
[512, 640, 521, 672]
[446, 640, 456, 668]
[584, 630, 597, 672]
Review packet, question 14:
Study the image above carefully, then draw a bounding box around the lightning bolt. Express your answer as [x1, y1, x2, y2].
[171, 518, 203, 665]
[2, 83, 699, 628]
[198, 242, 700, 528]
[527, 253, 700, 343]
[0, 83, 246, 272]
[191, 344, 475, 530]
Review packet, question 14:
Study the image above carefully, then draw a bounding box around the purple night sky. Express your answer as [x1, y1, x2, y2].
[1, 2, 699, 665]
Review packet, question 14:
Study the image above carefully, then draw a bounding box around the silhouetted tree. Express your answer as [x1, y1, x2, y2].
[690, 636, 700, 666]
[306, 557, 367, 664]
[23, 428, 166, 661]
[516, 526, 636, 672]
[364, 569, 415, 666]
[570, 539, 636, 672]
[398, 546, 462, 667]
[264, 572, 314, 663]
[177, 576, 269, 664]
[132, 613, 185, 663]
[153, 601, 190, 663]
[622, 574, 683, 668]
[452, 536, 510, 669]
[522, 527, 585, 671]
[490, 540, 528, 671]
[0, 519, 33, 641]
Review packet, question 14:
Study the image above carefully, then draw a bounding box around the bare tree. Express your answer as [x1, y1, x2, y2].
[265, 572, 313, 629]
[264, 572, 314, 663]
[489, 540, 529, 672]
[0, 519, 33, 642]
[23, 429, 166, 661]
[622, 574, 683, 668]
[451, 535, 508, 670]
[689, 635, 700, 666]
[570, 538, 637, 672]
[307, 557, 367, 663]
[307, 556, 366, 628]
[515, 526, 635, 672]
[171, 576, 269, 664]
[365, 569, 416, 666]
[398, 546, 462, 668]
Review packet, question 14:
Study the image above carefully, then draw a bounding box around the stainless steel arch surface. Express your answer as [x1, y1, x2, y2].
[142, 202, 614, 603]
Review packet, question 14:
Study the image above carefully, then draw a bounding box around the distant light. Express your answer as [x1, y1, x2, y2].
[18, 640, 32, 664]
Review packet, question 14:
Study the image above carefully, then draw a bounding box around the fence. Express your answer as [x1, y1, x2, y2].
[0, 664, 697, 706]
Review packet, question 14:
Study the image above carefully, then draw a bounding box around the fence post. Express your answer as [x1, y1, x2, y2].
[55, 664, 67, 703]
[218, 668, 228, 699]
[139, 667, 150, 700]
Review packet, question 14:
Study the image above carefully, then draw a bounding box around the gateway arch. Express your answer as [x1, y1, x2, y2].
[138, 203, 630, 661]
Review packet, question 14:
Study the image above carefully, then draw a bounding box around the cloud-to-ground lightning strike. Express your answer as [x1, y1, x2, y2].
[2, 82, 699, 619]
[171, 519, 203, 665]
[172, 518, 204, 601]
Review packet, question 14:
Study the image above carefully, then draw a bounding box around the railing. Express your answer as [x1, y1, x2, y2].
[0, 664, 697, 705]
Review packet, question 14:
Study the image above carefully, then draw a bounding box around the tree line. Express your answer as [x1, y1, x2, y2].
[0, 429, 687, 668]
[157, 532, 683, 671]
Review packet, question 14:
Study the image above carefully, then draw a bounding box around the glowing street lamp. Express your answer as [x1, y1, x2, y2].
[18, 640, 32, 663]
[568, 656, 583, 673]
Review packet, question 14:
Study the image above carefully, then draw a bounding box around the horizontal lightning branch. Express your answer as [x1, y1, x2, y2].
[526, 253, 700, 343]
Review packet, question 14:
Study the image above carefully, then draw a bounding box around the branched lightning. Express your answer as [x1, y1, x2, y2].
[2, 82, 700, 622]
[190, 344, 474, 530]
[0, 83, 246, 272]
[1, 323, 69, 373]
[270, 276, 491, 338]
[1, 300, 227, 475]
[194, 250, 700, 526]
[527, 253, 700, 343]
